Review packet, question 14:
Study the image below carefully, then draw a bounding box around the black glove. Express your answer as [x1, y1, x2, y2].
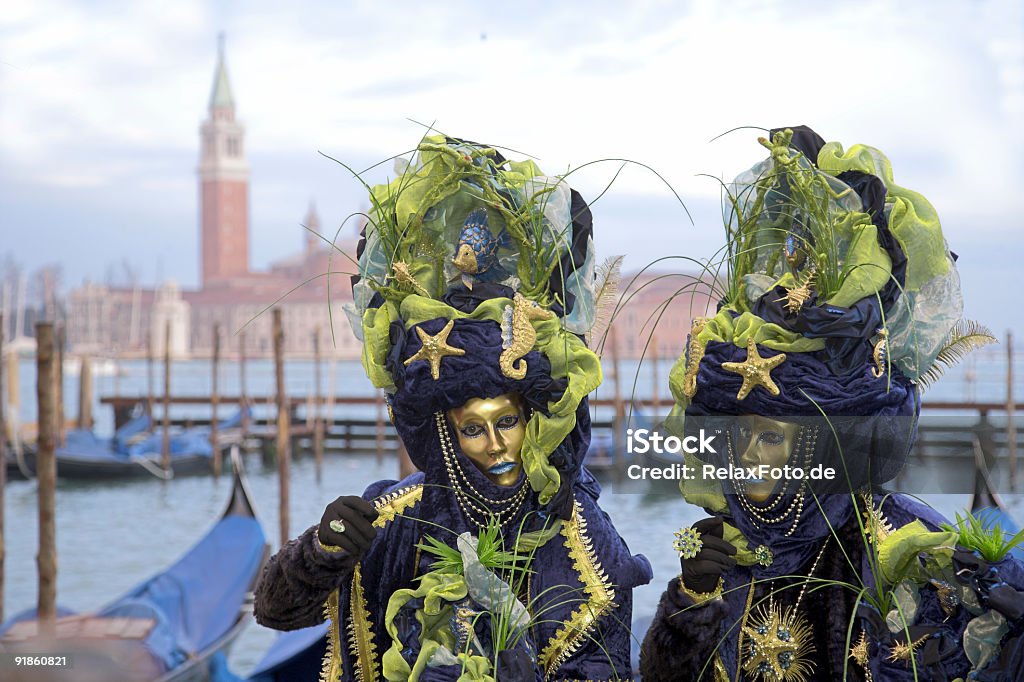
[317, 495, 379, 560]
[680, 517, 736, 593]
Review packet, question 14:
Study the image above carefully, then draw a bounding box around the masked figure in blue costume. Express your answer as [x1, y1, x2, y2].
[639, 127, 1024, 681]
[254, 136, 651, 681]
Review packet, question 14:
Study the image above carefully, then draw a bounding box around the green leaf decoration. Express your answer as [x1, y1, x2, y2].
[877, 520, 957, 585]
[941, 510, 1024, 563]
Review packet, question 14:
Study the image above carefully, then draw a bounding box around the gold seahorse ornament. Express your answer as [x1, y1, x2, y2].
[871, 328, 889, 378]
[500, 293, 554, 379]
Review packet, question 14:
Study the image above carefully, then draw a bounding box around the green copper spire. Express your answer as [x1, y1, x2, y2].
[209, 33, 234, 110]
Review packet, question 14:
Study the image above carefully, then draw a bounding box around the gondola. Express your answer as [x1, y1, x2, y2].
[0, 447, 269, 681]
[20, 409, 248, 480]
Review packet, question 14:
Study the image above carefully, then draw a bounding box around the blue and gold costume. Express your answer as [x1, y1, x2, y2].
[640, 126, 1024, 681]
[255, 137, 650, 681]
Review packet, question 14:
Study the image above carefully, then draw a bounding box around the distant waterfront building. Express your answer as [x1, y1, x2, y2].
[66, 39, 709, 361]
[152, 281, 191, 357]
[67, 39, 361, 359]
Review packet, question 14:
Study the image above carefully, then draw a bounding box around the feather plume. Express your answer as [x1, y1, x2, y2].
[918, 319, 997, 391]
[588, 255, 624, 353]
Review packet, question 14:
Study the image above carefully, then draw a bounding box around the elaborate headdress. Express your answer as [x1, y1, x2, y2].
[669, 126, 995, 570]
[347, 135, 605, 515]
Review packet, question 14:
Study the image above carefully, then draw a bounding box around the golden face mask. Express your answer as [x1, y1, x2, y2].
[735, 415, 801, 503]
[447, 393, 527, 487]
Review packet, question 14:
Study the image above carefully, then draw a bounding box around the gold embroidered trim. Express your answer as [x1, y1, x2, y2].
[320, 484, 424, 680]
[678, 576, 724, 605]
[682, 317, 708, 398]
[714, 657, 730, 682]
[347, 564, 378, 682]
[373, 484, 424, 526]
[539, 497, 617, 679]
[319, 589, 342, 682]
[316, 535, 344, 554]
[736, 579, 757, 682]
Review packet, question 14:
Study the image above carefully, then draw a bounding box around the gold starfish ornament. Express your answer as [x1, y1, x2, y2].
[403, 319, 466, 380]
[722, 338, 787, 400]
[742, 604, 815, 681]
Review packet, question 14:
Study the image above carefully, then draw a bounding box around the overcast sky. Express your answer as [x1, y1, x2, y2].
[1, 0, 1022, 335]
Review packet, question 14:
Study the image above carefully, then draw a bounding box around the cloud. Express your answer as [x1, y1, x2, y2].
[1, 0, 1021, 300]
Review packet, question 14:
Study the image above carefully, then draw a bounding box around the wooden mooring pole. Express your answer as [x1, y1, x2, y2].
[77, 355, 93, 430]
[313, 327, 324, 483]
[161, 321, 171, 473]
[211, 324, 221, 478]
[273, 309, 291, 546]
[0, 314, 6, 623]
[55, 326, 65, 446]
[1008, 330, 1017, 491]
[327, 351, 338, 459]
[35, 322, 57, 635]
[146, 331, 154, 419]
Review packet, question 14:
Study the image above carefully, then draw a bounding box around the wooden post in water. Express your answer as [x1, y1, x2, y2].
[35, 322, 57, 635]
[161, 321, 171, 472]
[1008, 330, 1017, 491]
[239, 331, 249, 438]
[313, 328, 324, 482]
[211, 324, 221, 477]
[375, 390, 385, 465]
[5, 340, 18, 473]
[146, 331, 154, 418]
[55, 326, 65, 446]
[77, 355, 93, 430]
[327, 352, 338, 457]
[273, 309, 291, 546]
[0, 314, 6, 623]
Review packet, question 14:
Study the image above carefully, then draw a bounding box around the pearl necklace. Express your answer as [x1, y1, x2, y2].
[731, 426, 819, 537]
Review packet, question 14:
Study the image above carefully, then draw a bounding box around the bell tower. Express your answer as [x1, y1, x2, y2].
[198, 34, 249, 286]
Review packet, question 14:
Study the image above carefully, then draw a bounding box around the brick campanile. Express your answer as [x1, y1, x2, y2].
[198, 36, 249, 286]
